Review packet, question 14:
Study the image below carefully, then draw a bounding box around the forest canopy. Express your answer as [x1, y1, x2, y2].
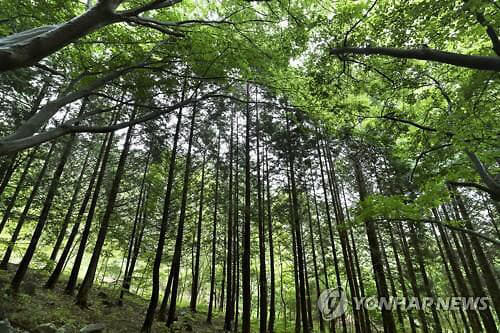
[0, 0, 498, 332]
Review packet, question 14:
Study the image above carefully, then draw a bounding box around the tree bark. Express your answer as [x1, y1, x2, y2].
[255, 94, 268, 333]
[330, 46, 500, 71]
[0, 149, 38, 235]
[65, 126, 115, 294]
[224, 107, 236, 331]
[352, 158, 397, 333]
[142, 80, 186, 331]
[75, 114, 135, 306]
[119, 152, 150, 303]
[207, 133, 221, 323]
[45, 133, 109, 289]
[10, 131, 77, 291]
[242, 83, 252, 333]
[49, 148, 91, 261]
[265, 147, 277, 333]
[190, 152, 206, 311]
[166, 103, 198, 326]
[1, 142, 56, 271]
[285, 114, 309, 333]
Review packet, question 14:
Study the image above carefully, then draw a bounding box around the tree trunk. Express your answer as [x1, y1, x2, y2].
[45, 133, 109, 289]
[451, 188, 500, 317]
[397, 223, 429, 333]
[166, 104, 198, 326]
[10, 131, 77, 291]
[265, 147, 276, 333]
[286, 114, 309, 333]
[1, 142, 56, 271]
[255, 95, 268, 333]
[142, 80, 186, 332]
[429, 216, 471, 332]
[436, 206, 492, 331]
[49, 148, 91, 261]
[224, 107, 235, 331]
[0, 149, 38, 235]
[65, 127, 115, 294]
[241, 83, 252, 333]
[408, 223, 442, 332]
[190, 152, 206, 312]
[119, 153, 150, 304]
[386, 224, 417, 333]
[75, 116, 135, 306]
[316, 142, 345, 331]
[352, 158, 397, 333]
[305, 190, 324, 332]
[207, 133, 221, 323]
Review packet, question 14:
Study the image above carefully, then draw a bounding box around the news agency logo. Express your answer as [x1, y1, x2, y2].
[318, 288, 491, 322]
[317, 287, 347, 321]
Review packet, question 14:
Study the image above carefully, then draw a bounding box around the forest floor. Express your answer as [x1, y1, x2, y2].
[0, 265, 227, 333]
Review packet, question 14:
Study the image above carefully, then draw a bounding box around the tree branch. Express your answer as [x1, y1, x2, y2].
[0, 89, 220, 155]
[446, 181, 496, 196]
[410, 143, 452, 181]
[123, 16, 185, 37]
[377, 218, 500, 246]
[474, 11, 500, 56]
[0, 63, 148, 142]
[330, 46, 500, 71]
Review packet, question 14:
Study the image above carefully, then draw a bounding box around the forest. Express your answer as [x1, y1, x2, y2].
[0, 0, 499, 332]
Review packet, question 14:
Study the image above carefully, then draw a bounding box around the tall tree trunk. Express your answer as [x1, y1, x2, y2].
[451, 188, 500, 317]
[75, 116, 135, 306]
[340, 180, 371, 333]
[397, 223, 429, 333]
[386, 224, 417, 333]
[437, 206, 496, 332]
[352, 158, 396, 333]
[65, 126, 115, 294]
[0, 155, 19, 198]
[286, 114, 309, 333]
[429, 216, 471, 332]
[45, 133, 109, 289]
[123, 188, 149, 293]
[166, 104, 198, 326]
[233, 114, 241, 332]
[190, 152, 206, 311]
[1, 142, 56, 270]
[255, 94, 268, 333]
[305, 191, 324, 332]
[142, 80, 186, 331]
[408, 223, 442, 332]
[119, 153, 150, 304]
[10, 132, 77, 291]
[311, 175, 330, 290]
[158, 267, 174, 321]
[207, 133, 221, 323]
[324, 145, 362, 332]
[49, 148, 91, 261]
[316, 142, 344, 331]
[241, 83, 252, 333]
[300, 221, 313, 330]
[0, 149, 38, 235]
[224, 107, 235, 331]
[377, 228, 404, 331]
[265, 147, 276, 333]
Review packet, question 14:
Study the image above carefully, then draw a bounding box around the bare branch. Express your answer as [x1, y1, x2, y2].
[118, 0, 182, 17]
[330, 46, 500, 71]
[410, 143, 452, 181]
[123, 17, 185, 37]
